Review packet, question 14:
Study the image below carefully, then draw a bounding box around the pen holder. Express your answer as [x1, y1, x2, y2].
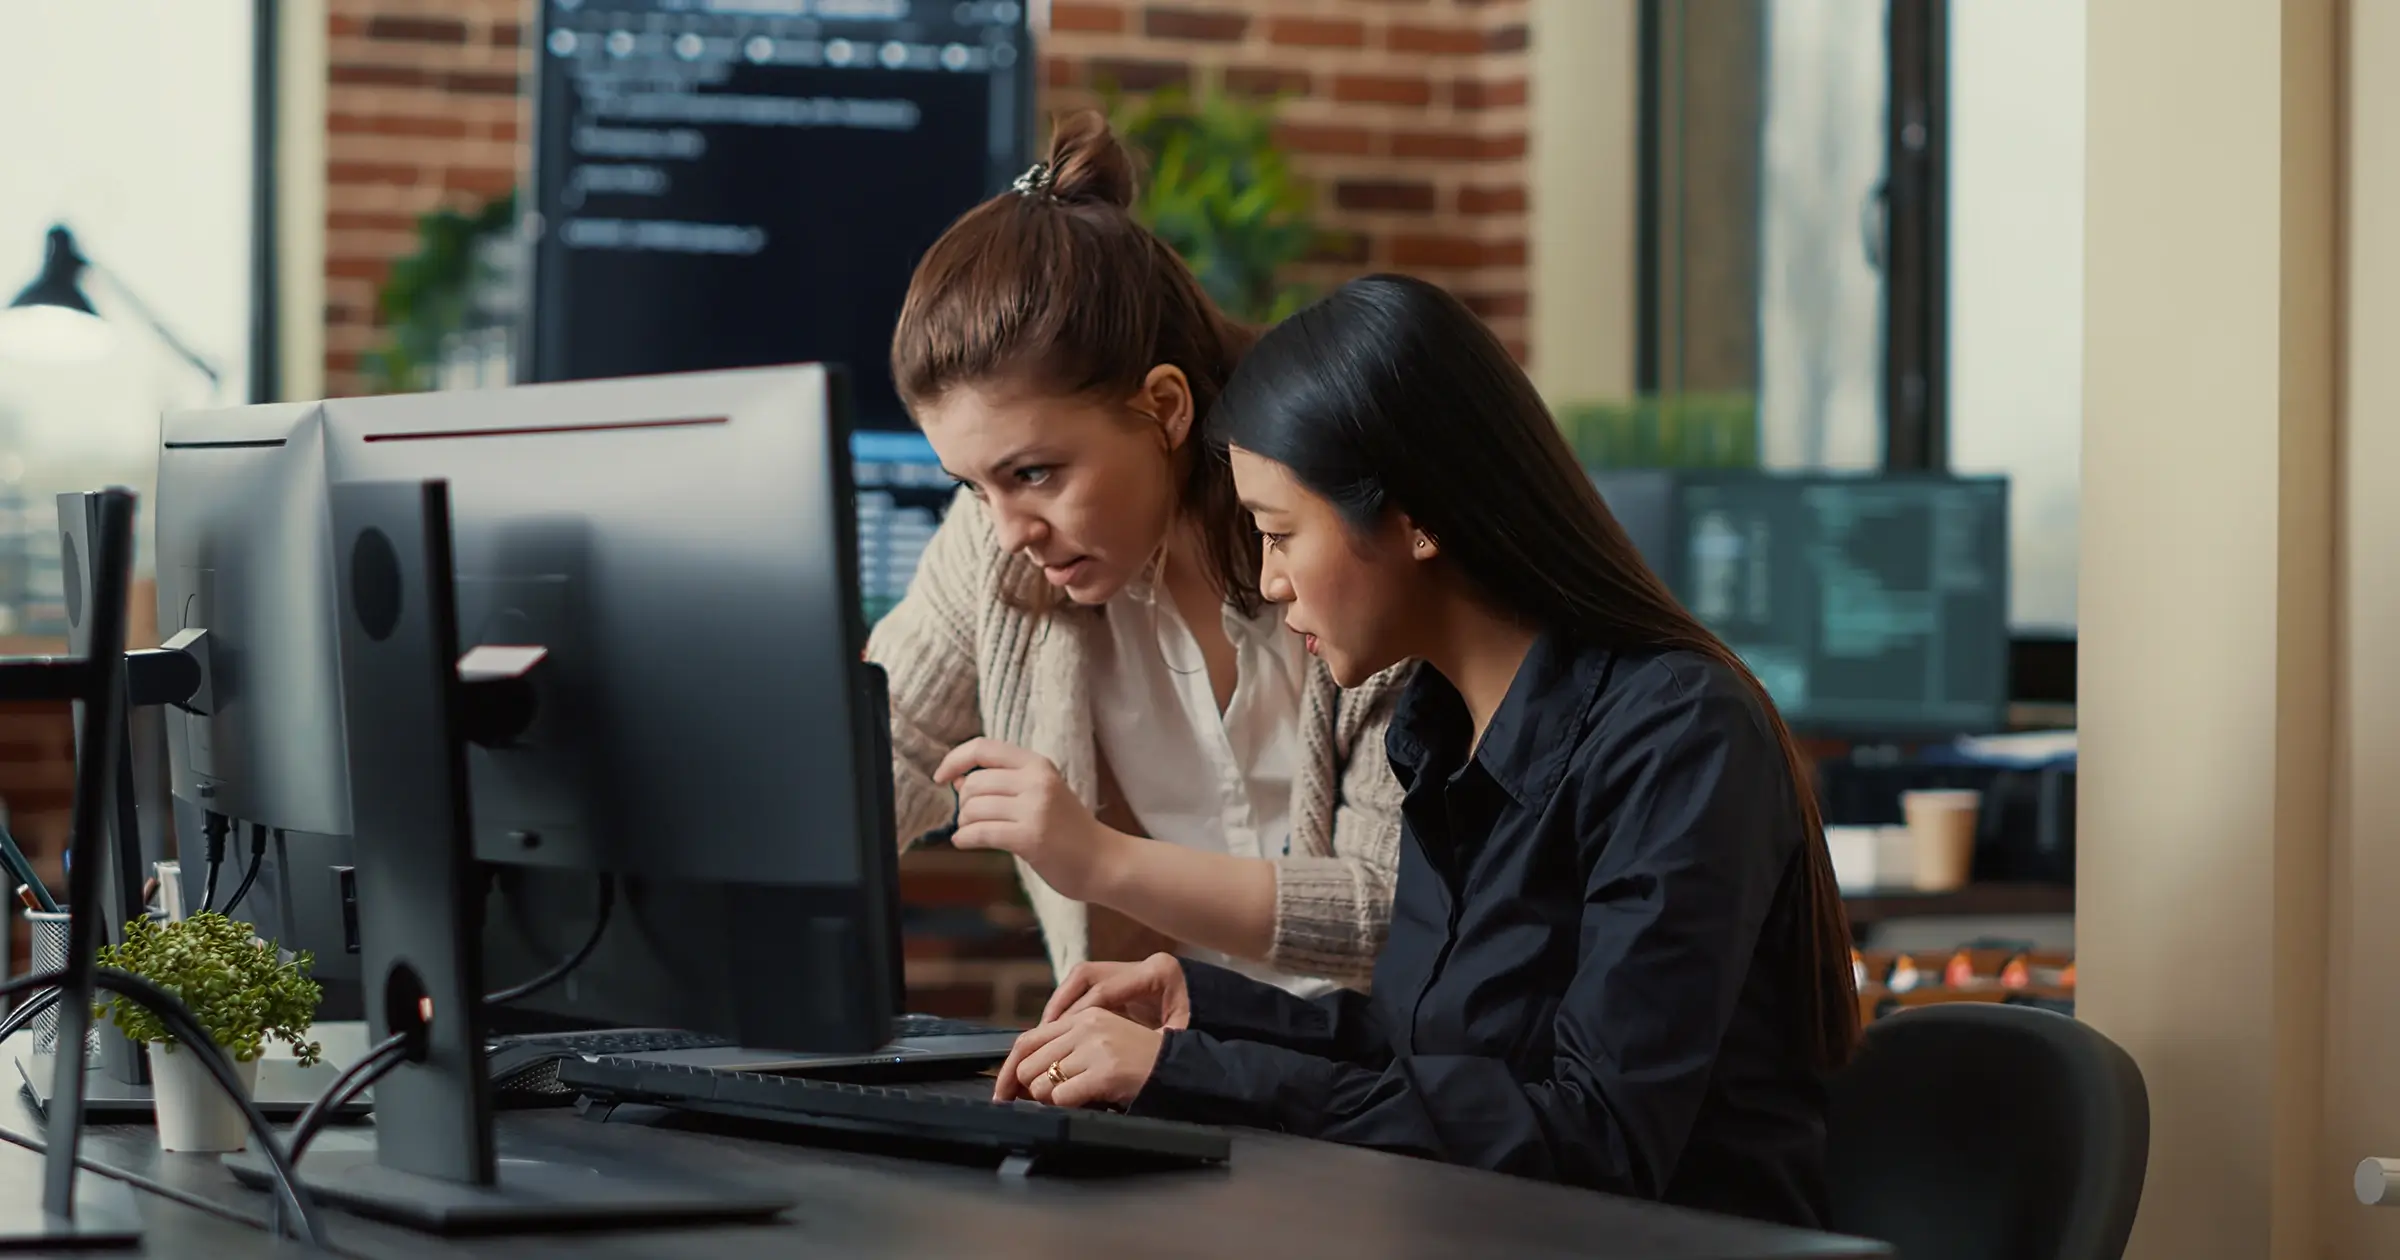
[24, 909, 99, 1062]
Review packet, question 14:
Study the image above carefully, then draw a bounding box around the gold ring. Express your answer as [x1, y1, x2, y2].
[1047, 1060, 1067, 1086]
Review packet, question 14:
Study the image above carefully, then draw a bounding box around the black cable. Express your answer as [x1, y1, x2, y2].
[285, 1032, 410, 1167]
[0, 968, 329, 1250]
[482, 873, 615, 1007]
[219, 823, 268, 917]
[0, 984, 57, 1044]
[198, 810, 230, 912]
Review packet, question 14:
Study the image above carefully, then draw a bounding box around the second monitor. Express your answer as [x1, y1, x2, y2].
[1594, 469, 2011, 739]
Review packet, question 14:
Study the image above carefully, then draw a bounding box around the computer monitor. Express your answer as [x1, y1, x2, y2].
[228, 364, 894, 1231]
[1592, 469, 2011, 738]
[524, 0, 1037, 432]
[152, 404, 364, 1019]
[150, 404, 928, 1041]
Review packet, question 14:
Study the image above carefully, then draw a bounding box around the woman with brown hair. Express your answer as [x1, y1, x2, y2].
[866, 110, 1408, 995]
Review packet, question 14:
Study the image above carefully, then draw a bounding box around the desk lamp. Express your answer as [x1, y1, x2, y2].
[0, 225, 224, 396]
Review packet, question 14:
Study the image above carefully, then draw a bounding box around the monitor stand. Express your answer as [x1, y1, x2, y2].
[0, 489, 145, 1250]
[0, 1141, 143, 1251]
[228, 479, 790, 1233]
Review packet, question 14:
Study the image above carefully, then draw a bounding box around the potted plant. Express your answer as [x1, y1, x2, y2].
[1107, 82, 1322, 326]
[94, 912, 323, 1152]
[1555, 392, 1763, 470]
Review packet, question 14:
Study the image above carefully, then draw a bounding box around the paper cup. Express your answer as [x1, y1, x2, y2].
[1900, 788, 1982, 892]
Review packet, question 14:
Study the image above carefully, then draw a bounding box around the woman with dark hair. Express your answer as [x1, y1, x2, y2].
[991, 273, 1859, 1228]
[869, 112, 1409, 996]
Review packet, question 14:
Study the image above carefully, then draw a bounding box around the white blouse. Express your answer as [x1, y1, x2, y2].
[1087, 571, 1334, 998]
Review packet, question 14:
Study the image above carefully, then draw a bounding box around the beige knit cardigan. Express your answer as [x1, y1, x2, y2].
[864, 489, 1409, 988]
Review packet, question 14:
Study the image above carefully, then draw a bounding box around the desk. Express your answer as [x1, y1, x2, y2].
[0, 1033, 1889, 1259]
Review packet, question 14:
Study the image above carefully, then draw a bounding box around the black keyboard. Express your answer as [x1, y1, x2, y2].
[486, 1028, 737, 1102]
[482, 1017, 1017, 1105]
[556, 1055, 1231, 1171]
[492, 1028, 738, 1058]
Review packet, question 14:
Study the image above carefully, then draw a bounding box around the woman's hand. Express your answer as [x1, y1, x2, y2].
[993, 1008, 1165, 1109]
[1040, 953, 1191, 1030]
[935, 738, 1126, 901]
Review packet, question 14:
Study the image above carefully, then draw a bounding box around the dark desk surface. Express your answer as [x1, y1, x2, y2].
[1, 1071, 1889, 1259]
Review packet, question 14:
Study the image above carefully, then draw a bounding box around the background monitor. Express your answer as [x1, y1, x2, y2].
[315, 364, 896, 1043]
[1592, 469, 2012, 739]
[524, 0, 1037, 432]
[153, 403, 362, 1015]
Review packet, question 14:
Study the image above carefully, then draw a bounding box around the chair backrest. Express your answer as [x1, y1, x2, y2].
[1826, 1002, 2149, 1260]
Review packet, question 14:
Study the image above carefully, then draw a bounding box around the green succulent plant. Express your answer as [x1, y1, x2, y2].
[1107, 82, 1321, 326]
[94, 912, 323, 1066]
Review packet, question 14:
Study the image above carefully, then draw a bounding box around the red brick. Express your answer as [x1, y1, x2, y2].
[1504, 338, 1530, 362]
[1268, 17, 1367, 48]
[493, 22, 525, 48]
[1386, 23, 1483, 55]
[1086, 58, 1191, 92]
[1223, 65, 1311, 97]
[1459, 184, 1527, 214]
[327, 257, 392, 283]
[1462, 291, 1529, 318]
[1275, 121, 1373, 156]
[326, 210, 421, 233]
[330, 113, 471, 139]
[442, 70, 522, 97]
[1485, 239, 1528, 267]
[1391, 129, 1481, 160]
[1144, 7, 1247, 41]
[491, 119, 522, 142]
[1453, 76, 1529, 109]
[325, 302, 362, 327]
[328, 14, 364, 36]
[1486, 23, 1531, 52]
[1482, 131, 1529, 159]
[327, 161, 420, 186]
[442, 167, 518, 197]
[1045, 56, 1077, 89]
[1389, 234, 1489, 268]
[330, 63, 431, 88]
[366, 16, 468, 44]
[1307, 231, 1372, 265]
[1335, 179, 1437, 213]
[1052, 2, 1126, 33]
[1334, 73, 1433, 107]
[900, 869, 1021, 907]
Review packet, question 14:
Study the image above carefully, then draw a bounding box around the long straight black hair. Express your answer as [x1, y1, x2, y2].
[1211, 273, 1858, 1071]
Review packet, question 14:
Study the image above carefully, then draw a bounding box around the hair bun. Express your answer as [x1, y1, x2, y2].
[1044, 109, 1138, 210]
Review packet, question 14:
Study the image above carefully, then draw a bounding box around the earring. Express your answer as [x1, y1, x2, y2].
[1414, 538, 1430, 551]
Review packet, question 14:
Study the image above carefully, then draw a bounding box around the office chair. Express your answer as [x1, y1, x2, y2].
[1826, 1002, 2149, 1260]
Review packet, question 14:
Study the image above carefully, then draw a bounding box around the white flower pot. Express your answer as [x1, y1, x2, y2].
[149, 1043, 257, 1153]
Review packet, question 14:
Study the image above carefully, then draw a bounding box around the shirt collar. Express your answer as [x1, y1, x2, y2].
[1387, 633, 1613, 806]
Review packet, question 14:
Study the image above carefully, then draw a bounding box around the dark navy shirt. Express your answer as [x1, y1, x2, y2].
[1130, 635, 1832, 1228]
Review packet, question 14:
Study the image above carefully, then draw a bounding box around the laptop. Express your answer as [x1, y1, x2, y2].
[619, 1012, 1022, 1075]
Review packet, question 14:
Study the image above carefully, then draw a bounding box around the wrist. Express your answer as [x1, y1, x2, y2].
[1085, 824, 1142, 903]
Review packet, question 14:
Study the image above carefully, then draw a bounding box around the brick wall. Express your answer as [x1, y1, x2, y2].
[319, 0, 1532, 395]
[322, 0, 531, 399]
[1043, 0, 1532, 358]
